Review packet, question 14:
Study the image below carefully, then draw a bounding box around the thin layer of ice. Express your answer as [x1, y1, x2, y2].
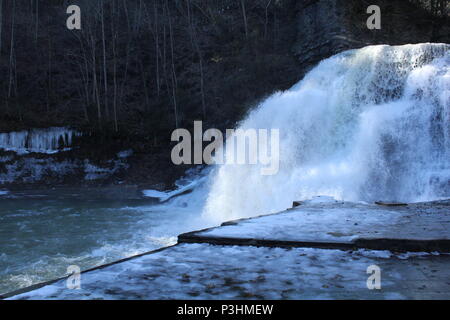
[9, 244, 450, 300]
[199, 201, 450, 242]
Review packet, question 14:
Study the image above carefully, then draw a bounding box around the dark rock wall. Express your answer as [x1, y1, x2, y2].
[294, 0, 449, 73]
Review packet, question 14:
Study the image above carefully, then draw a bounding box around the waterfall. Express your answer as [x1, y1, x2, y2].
[202, 43, 450, 222]
[0, 127, 79, 155]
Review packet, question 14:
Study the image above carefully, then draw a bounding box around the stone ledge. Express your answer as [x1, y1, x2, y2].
[178, 232, 450, 253]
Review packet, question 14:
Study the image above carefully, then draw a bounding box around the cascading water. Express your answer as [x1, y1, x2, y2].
[0, 127, 79, 154]
[202, 43, 450, 223]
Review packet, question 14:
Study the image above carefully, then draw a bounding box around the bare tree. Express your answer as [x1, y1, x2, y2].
[165, 0, 179, 128]
[74, 29, 91, 122]
[240, 0, 248, 39]
[34, 0, 38, 44]
[187, 0, 206, 118]
[111, 0, 119, 131]
[154, 0, 161, 96]
[83, 3, 103, 130]
[119, 0, 132, 111]
[264, 0, 272, 40]
[8, 0, 16, 99]
[0, 0, 3, 53]
[101, 0, 109, 121]
[46, 25, 52, 113]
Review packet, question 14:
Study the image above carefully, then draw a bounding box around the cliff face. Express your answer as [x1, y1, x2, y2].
[294, 0, 449, 73]
[0, 0, 448, 188]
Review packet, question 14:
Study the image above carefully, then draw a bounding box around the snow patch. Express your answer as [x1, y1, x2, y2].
[12, 243, 450, 300]
[143, 177, 206, 202]
[83, 159, 128, 181]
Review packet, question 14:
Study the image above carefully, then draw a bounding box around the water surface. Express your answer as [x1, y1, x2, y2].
[0, 187, 208, 295]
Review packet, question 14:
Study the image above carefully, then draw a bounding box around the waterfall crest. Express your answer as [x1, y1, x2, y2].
[203, 43, 450, 222]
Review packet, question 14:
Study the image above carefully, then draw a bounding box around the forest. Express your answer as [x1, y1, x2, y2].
[0, 0, 300, 140]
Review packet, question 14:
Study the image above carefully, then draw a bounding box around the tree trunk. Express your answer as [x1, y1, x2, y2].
[47, 33, 52, 113]
[91, 34, 102, 130]
[0, 0, 3, 53]
[166, 0, 178, 128]
[111, 0, 118, 132]
[35, 0, 38, 44]
[187, 0, 206, 118]
[8, 0, 16, 99]
[240, 0, 248, 39]
[119, 0, 132, 109]
[154, 0, 160, 96]
[264, 0, 272, 40]
[101, 0, 109, 121]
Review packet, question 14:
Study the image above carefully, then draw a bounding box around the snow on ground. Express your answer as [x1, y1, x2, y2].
[9, 243, 450, 300]
[142, 189, 171, 201]
[198, 201, 450, 242]
[143, 177, 206, 202]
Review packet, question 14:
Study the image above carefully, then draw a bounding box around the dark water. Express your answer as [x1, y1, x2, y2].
[0, 187, 208, 295]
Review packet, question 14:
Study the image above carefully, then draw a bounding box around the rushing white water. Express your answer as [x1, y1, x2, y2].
[0, 127, 79, 154]
[203, 43, 450, 222]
